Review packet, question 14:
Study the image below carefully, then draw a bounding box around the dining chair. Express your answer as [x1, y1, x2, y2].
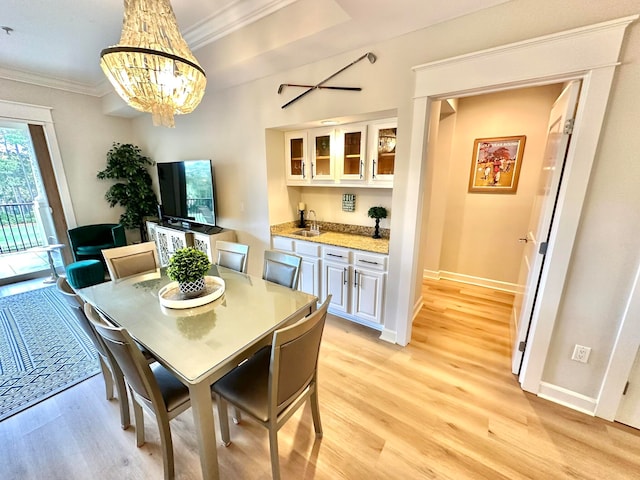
[102, 241, 159, 280]
[65, 301, 130, 429]
[262, 250, 302, 289]
[212, 296, 331, 480]
[84, 303, 191, 480]
[56, 276, 83, 308]
[215, 240, 249, 273]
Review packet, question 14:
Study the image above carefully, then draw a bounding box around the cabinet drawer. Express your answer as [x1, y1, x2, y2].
[354, 252, 387, 271]
[323, 246, 351, 264]
[295, 240, 322, 258]
[272, 236, 294, 252]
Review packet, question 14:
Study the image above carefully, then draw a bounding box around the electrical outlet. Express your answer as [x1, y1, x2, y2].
[571, 344, 591, 363]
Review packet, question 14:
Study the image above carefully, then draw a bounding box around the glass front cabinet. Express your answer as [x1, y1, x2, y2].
[367, 120, 397, 186]
[284, 118, 396, 187]
[337, 123, 368, 182]
[309, 127, 336, 182]
[284, 130, 307, 184]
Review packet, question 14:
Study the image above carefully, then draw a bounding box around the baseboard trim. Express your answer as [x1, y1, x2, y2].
[379, 329, 396, 343]
[538, 382, 597, 416]
[423, 269, 517, 293]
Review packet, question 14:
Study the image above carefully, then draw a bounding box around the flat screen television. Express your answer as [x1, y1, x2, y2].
[157, 159, 219, 232]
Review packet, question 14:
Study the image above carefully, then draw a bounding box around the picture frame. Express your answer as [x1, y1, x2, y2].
[468, 135, 526, 194]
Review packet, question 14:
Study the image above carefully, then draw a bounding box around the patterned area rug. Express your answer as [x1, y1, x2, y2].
[0, 286, 99, 421]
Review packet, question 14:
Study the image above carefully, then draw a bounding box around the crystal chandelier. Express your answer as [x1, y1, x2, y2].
[100, 0, 207, 128]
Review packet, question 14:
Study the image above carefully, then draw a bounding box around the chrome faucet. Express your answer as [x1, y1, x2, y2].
[308, 209, 319, 233]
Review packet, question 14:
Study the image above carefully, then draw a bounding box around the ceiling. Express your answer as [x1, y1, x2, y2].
[0, 0, 510, 97]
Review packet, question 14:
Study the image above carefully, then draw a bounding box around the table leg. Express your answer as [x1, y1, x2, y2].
[190, 383, 220, 480]
[43, 249, 59, 284]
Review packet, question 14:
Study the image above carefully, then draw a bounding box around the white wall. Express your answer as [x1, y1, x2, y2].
[425, 85, 562, 285]
[292, 186, 392, 230]
[0, 78, 137, 230]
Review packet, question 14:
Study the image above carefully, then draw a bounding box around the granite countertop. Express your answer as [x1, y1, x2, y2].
[271, 222, 389, 255]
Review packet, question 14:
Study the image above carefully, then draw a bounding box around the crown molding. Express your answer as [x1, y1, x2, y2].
[183, 0, 298, 50]
[0, 0, 299, 97]
[0, 66, 102, 96]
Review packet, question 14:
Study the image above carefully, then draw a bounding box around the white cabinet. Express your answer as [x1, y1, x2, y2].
[155, 225, 192, 266]
[337, 123, 368, 183]
[284, 118, 396, 188]
[367, 120, 397, 187]
[309, 127, 336, 183]
[192, 230, 237, 263]
[322, 246, 351, 314]
[271, 235, 388, 328]
[284, 131, 308, 184]
[149, 221, 236, 267]
[272, 237, 322, 297]
[322, 246, 387, 327]
[295, 241, 322, 298]
[351, 251, 387, 324]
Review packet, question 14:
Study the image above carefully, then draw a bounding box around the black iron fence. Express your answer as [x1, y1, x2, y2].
[0, 202, 44, 253]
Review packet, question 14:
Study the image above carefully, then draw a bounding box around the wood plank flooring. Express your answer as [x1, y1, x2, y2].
[1, 278, 639, 479]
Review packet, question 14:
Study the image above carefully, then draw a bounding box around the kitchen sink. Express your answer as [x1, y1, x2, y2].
[292, 229, 322, 237]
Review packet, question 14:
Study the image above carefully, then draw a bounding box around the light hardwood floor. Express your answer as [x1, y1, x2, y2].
[1, 278, 639, 479]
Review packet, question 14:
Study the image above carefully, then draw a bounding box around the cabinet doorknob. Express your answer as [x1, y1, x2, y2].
[518, 237, 528, 243]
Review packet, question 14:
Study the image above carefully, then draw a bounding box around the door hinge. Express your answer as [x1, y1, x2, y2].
[623, 381, 630, 395]
[539, 242, 548, 255]
[518, 341, 526, 352]
[564, 118, 575, 135]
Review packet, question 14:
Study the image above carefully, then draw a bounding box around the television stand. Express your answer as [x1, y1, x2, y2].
[146, 220, 236, 267]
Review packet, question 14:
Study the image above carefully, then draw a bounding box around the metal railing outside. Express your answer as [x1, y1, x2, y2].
[0, 202, 44, 253]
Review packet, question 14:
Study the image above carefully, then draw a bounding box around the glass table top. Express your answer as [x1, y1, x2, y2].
[78, 266, 317, 384]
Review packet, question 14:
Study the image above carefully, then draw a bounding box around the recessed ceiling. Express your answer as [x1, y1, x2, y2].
[0, 0, 511, 96]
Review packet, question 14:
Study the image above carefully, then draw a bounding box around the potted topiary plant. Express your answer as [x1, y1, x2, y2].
[367, 206, 388, 239]
[97, 143, 159, 242]
[167, 247, 211, 298]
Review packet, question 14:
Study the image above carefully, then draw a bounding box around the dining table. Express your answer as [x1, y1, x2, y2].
[78, 265, 318, 480]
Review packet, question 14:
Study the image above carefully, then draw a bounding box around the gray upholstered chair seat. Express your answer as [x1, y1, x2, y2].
[152, 364, 191, 412]
[213, 346, 271, 422]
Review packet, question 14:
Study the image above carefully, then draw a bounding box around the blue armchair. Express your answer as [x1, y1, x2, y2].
[67, 224, 127, 262]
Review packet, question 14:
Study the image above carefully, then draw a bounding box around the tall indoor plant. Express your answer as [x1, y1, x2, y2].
[97, 143, 158, 241]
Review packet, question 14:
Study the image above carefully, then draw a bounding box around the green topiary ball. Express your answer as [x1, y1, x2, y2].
[167, 247, 211, 284]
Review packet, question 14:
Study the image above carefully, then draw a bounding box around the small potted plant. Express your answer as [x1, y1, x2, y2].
[167, 247, 211, 298]
[367, 206, 388, 239]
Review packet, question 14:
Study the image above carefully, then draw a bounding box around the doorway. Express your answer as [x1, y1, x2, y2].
[392, 17, 635, 411]
[0, 100, 75, 287]
[0, 123, 63, 283]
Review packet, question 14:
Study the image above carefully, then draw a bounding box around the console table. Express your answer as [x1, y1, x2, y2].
[146, 221, 236, 267]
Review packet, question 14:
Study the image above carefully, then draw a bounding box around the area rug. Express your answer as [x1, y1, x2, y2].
[0, 286, 99, 421]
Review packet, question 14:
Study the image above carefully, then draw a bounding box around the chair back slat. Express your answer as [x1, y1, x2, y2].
[102, 241, 159, 280]
[263, 250, 302, 289]
[84, 304, 154, 404]
[271, 297, 329, 409]
[215, 240, 249, 273]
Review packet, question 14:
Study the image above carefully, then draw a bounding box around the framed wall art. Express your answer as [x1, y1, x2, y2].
[468, 135, 526, 193]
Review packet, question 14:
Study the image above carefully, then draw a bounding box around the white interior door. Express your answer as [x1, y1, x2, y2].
[511, 81, 581, 375]
[616, 347, 640, 428]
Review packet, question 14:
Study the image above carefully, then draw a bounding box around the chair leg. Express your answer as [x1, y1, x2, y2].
[233, 407, 242, 424]
[112, 365, 130, 429]
[132, 399, 145, 447]
[156, 413, 175, 480]
[216, 395, 231, 446]
[268, 427, 281, 480]
[310, 387, 323, 438]
[98, 358, 114, 400]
